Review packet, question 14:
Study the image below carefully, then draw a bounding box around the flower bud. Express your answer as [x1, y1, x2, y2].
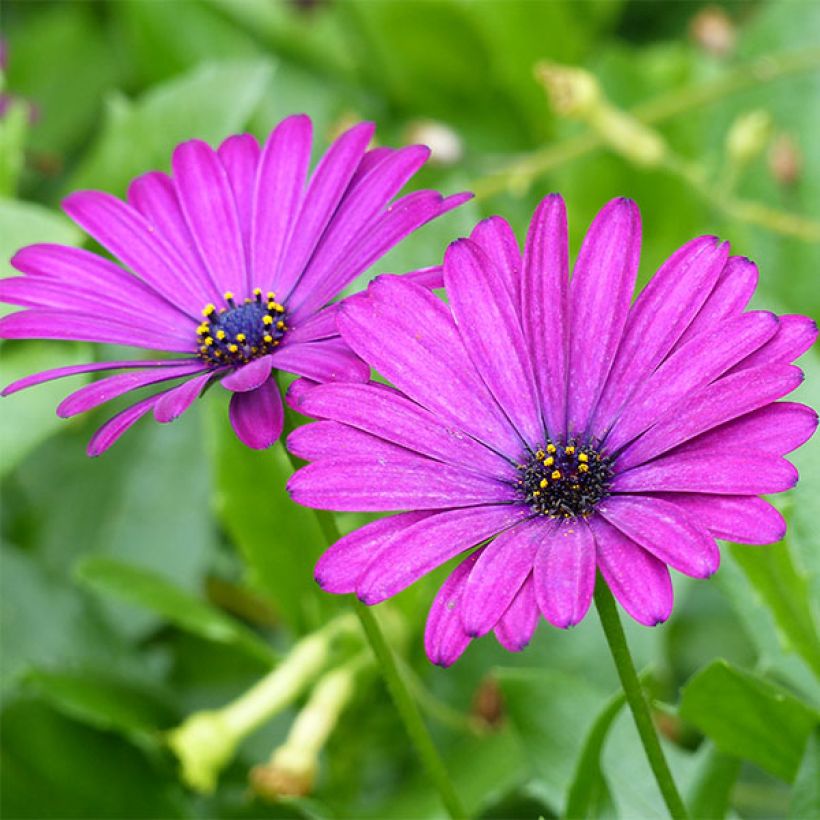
[690, 6, 737, 58]
[404, 119, 463, 167]
[726, 110, 772, 167]
[768, 133, 802, 187]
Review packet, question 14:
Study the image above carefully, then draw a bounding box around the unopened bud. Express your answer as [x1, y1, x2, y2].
[690, 6, 736, 58]
[726, 110, 772, 166]
[471, 675, 505, 729]
[535, 62, 601, 118]
[768, 133, 802, 187]
[404, 119, 463, 167]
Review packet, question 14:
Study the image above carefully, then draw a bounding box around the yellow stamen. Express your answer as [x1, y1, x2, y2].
[236, 333, 247, 343]
[202, 304, 216, 316]
[543, 456, 554, 467]
[539, 478, 549, 489]
[565, 445, 575, 455]
[263, 315, 274, 325]
[223, 291, 234, 301]
[216, 330, 226, 340]
[546, 443, 557, 453]
[578, 453, 589, 463]
[551, 470, 562, 480]
[263, 334, 273, 344]
[228, 344, 239, 353]
[276, 320, 286, 330]
[579, 464, 589, 473]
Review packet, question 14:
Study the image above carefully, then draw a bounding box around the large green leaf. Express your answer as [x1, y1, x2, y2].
[680, 660, 819, 782]
[790, 728, 820, 819]
[76, 556, 277, 665]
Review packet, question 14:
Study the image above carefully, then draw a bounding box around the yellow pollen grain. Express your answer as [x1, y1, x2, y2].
[543, 456, 554, 467]
[202, 304, 216, 316]
[579, 463, 589, 473]
[565, 445, 575, 455]
[228, 344, 239, 353]
[535, 450, 545, 460]
[546, 443, 557, 453]
[267, 291, 276, 300]
[533, 490, 541, 497]
[276, 320, 286, 330]
[578, 453, 589, 463]
[539, 478, 548, 489]
[551, 470, 562, 480]
[236, 333, 247, 343]
[223, 291, 234, 301]
[263, 334, 273, 344]
[263, 315, 274, 325]
[273, 303, 285, 313]
[253, 288, 262, 296]
[204, 336, 214, 346]
[216, 330, 226, 340]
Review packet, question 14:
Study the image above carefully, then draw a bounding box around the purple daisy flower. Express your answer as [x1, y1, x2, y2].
[0, 115, 469, 453]
[287, 194, 817, 666]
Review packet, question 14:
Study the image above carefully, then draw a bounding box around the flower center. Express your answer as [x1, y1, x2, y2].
[197, 289, 288, 366]
[517, 439, 613, 518]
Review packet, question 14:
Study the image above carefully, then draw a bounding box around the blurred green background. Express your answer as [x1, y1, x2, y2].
[1, 1, 818, 818]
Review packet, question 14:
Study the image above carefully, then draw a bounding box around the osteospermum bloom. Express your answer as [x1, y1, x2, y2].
[0, 116, 469, 453]
[287, 194, 817, 666]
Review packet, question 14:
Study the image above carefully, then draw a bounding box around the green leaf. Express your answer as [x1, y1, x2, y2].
[679, 660, 819, 782]
[0, 341, 90, 476]
[790, 728, 820, 819]
[69, 58, 274, 196]
[0, 101, 29, 197]
[564, 689, 626, 818]
[76, 556, 277, 665]
[685, 745, 742, 820]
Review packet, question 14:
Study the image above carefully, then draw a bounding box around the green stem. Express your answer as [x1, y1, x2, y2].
[594, 578, 689, 820]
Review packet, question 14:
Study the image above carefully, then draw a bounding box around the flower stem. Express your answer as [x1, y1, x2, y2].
[593, 578, 689, 820]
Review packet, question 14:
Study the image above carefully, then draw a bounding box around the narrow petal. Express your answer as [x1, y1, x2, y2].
[56, 362, 206, 418]
[730, 314, 818, 371]
[285, 377, 318, 411]
[567, 198, 641, 435]
[402, 266, 444, 289]
[469, 216, 522, 305]
[279, 122, 375, 302]
[287, 455, 517, 512]
[444, 239, 542, 446]
[599, 495, 720, 578]
[494, 576, 539, 652]
[314, 511, 432, 594]
[217, 133, 260, 267]
[461, 519, 537, 636]
[533, 520, 596, 628]
[228, 377, 284, 450]
[220, 355, 274, 393]
[87, 393, 161, 456]
[591, 236, 728, 435]
[172, 139, 247, 296]
[251, 115, 312, 293]
[674, 256, 758, 349]
[271, 338, 370, 384]
[425, 552, 478, 667]
[656, 494, 786, 544]
[612, 452, 798, 495]
[604, 311, 779, 453]
[293, 381, 513, 479]
[521, 194, 569, 439]
[154, 371, 212, 423]
[287, 304, 340, 344]
[589, 516, 673, 626]
[617, 364, 803, 470]
[287, 420, 408, 462]
[356, 506, 526, 604]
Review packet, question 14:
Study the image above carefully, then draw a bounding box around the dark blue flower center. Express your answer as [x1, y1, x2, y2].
[517, 439, 613, 518]
[197, 289, 288, 366]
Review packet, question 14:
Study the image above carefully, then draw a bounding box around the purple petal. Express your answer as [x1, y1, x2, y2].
[228, 377, 284, 449]
[62, 190, 212, 315]
[337, 278, 519, 454]
[314, 511, 432, 594]
[604, 311, 779, 453]
[154, 371, 212, 423]
[217, 133, 260, 265]
[251, 115, 312, 294]
[425, 552, 478, 667]
[2, 358, 195, 397]
[287, 144, 431, 311]
[172, 139, 247, 297]
[285, 377, 318, 410]
[87, 393, 160, 456]
[493, 576, 539, 652]
[533, 520, 596, 628]
[589, 516, 673, 626]
[127, 171, 219, 304]
[271, 338, 370, 383]
[292, 381, 514, 479]
[461, 519, 536, 636]
[288, 453, 517, 512]
[469, 216, 522, 305]
[599, 495, 720, 578]
[220, 355, 274, 392]
[656, 494, 786, 544]
[401, 265, 444, 289]
[287, 304, 340, 344]
[674, 402, 818, 458]
[617, 364, 803, 470]
[521, 194, 569, 439]
[56, 362, 206, 418]
[591, 236, 728, 436]
[288, 420, 408, 462]
[279, 121, 375, 302]
[356, 505, 525, 604]
[612, 452, 798, 495]
[444, 239, 542, 447]
[730, 314, 818, 371]
[674, 256, 758, 349]
[567, 198, 641, 435]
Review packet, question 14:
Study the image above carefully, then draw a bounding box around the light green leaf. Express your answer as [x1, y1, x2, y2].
[790, 728, 820, 819]
[685, 744, 742, 820]
[76, 556, 277, 665]
[680, 660, 819, 782]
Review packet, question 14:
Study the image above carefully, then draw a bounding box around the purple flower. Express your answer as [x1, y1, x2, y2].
[0, 116, 469, 454]
[287, 194, 817, 666]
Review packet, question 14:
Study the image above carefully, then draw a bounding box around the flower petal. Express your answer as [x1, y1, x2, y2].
[287, 420, 408, 462]
[228, 377, 284, 450]
[154, 371, 212, 423]
[87, 393, 161, 456]
[730, 314, 818, 371]
[493, 576, 539, 652]
[599, 495, 720, 578]
[217, 133, 260, 266]
[469, 216, 522, 305]
[567, 198, 641, 435]
[533, 520, 596, 628]
[271, 338, 370, 383]
[425, 552, 478, 667]
[589, 516, 673, 626]
[220, 355, 274, 393]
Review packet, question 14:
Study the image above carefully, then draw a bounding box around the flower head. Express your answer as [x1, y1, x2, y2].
[287, 194, 817, 666]
[0, 115, 469, 453]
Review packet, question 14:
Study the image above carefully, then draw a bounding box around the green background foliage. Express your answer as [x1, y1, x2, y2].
[1, 1, 818, 817]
